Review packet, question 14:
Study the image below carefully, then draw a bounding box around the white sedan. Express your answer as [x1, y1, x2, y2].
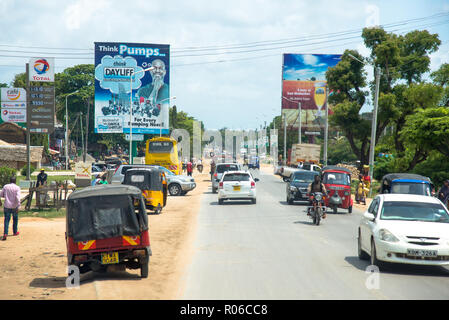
[358, 194, 449, 269]
[218, 171, 259, 204]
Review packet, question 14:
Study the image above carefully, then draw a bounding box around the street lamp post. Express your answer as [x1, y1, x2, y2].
[65, 90, 79, 170]
[129, 67, 154, 164]
[347, 53, 381, 197]
[157, 96, 176, 137]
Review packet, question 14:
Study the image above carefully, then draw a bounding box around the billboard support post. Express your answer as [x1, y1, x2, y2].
[298, 102, 302, 144]
[323, 86, 329, 166]
[283, 115, 286, 165]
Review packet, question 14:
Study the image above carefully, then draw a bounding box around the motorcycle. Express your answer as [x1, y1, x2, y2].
[308, 192, 326, 225]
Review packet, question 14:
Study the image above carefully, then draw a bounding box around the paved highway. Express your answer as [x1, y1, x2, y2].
[182, 168, 449, 299]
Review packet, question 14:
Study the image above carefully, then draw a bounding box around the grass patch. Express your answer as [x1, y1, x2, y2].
[0, 207, 66, 219]
[17, 175, 75, 185]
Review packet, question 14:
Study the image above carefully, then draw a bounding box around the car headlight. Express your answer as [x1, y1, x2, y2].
[289, 186, 298, 192]
[379, 229, 399, 243]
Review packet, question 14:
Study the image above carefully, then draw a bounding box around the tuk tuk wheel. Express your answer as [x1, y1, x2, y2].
[155, 204, 162, 215]
[140, 263, 149, 278]
[333, 206, 337, 214]
[348, 206, 352, 214]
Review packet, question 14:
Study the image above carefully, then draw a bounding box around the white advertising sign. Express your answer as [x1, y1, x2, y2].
[29, 57, 55, 82]
[75, 162, 92, 180]
[1, 88, 27, 102]
[1, 108, 26, 123]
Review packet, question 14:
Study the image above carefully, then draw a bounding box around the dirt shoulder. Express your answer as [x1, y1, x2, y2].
[0, 168, 210, 300]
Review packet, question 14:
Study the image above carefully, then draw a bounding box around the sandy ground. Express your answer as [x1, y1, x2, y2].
[0, 167, 211, 300]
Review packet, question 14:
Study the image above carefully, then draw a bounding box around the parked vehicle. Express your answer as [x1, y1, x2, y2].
[321, 166, 353, 214]
[358, 194, 449, 270]
[279, 166, 300, 182]
[218, 171, 259, 204]
[123, 168, 168, 214]
[154, 165, 196, 196]
[65, 185, 151, 278]
[309, 192, 326, 225]
[110, 164, 150, 184]
[286, 170, 320, 204]
[379, 173, 433, 196]
[211, 163, 242, 193]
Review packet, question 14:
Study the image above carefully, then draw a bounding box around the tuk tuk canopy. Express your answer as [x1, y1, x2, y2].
[123, 168, 164, 191]
[321, 166, 352, 175]
[380, 173, 432, 195]
[67, 185, 148, 242]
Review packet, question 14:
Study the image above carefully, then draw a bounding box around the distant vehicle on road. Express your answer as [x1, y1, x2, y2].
[379, 173, 433, 196]
[145, 137, 182, 175]
[286, 170, 320, 204]
[211, 162, 242, 193]
[248, 156, 260, 169]
[110, 164, 150, 184]
[218, 171, 259, 205]
[358, 194, 449, 270]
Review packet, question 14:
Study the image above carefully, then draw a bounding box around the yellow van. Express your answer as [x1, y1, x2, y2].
[145, 137, 182, 175]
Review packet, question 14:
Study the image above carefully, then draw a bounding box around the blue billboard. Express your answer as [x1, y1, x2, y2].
[94, 42, 170, 134]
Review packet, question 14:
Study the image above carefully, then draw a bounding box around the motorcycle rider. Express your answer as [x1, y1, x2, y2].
[307, 175, 327, 219]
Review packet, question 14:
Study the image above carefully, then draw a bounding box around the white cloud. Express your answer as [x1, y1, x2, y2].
[64, 0, 109, 30]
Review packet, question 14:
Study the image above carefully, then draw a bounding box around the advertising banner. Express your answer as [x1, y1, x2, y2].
[94, 42, 170, 134]
[281, 54, 341, 129]
[0, 88, 27, 124]
[29, 58, 55, 82]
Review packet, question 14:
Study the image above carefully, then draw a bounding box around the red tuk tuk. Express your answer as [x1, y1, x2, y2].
[321, 166, 353, 214]
[66, 185, 151, 278]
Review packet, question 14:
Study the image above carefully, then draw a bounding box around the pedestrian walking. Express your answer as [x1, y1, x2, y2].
[1, 176, 21, 241]
[187, 160, 193, 177]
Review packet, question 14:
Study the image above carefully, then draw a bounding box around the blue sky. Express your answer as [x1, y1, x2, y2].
[283, 54, 342, 81]
[0, 0, 448, 129]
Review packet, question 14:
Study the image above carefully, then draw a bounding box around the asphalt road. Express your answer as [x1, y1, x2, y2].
[182, 168, 449, 299]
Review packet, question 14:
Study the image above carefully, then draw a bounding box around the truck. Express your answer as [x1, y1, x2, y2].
[288, 143, 321, 165]
[278, 144, 321, 182]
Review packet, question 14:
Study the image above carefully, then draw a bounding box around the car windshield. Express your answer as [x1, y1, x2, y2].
[380, 201, 449, 223]
[223, 173, 250, 182]
[148, 141, 174, 153]
[323, 172, 350, 185]
[159, 166, 174, 176]
[292, 171, 318, 183]
[390, 182, 431, 196]
[217, 164, 239, 173]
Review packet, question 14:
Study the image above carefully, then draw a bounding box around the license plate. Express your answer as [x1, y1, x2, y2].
[233, 186, 241, 191]
[101, 252, 119, 264]
[407, 249, 438, 257]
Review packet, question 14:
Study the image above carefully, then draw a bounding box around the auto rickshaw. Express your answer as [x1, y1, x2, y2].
[123, 167, 167, 214]
[65, 185, 151, 278]
[321, 166, 353, 214]
[379, 173, 433, 196]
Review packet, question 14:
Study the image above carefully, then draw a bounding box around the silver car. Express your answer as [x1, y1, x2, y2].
[155, 166, 196, 196]
[111, 164, 196, 196]
[211, 162, 242, 193]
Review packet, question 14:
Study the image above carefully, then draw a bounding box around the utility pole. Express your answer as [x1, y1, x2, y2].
[368, 66, 381, 197]
[84, 97, 90, 162]
[323, 86, 329, 166]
